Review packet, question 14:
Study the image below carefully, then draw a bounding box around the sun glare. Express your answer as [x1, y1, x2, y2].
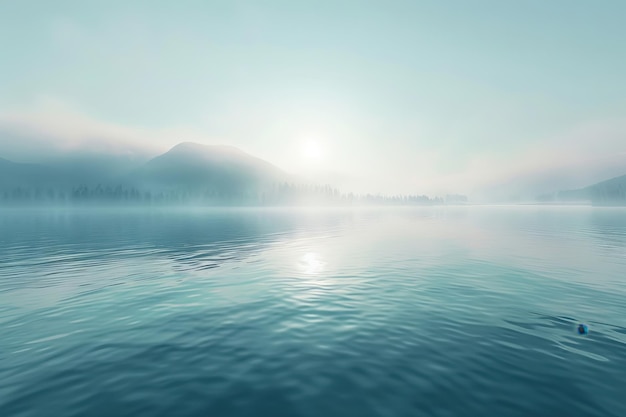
[300, 138, 323, 161]
[299, 252, 325, 275]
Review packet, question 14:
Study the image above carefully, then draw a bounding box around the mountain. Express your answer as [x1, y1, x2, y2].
[471, 153, 626, 204]
[0, 157, 66, 188]
[0, 142, 289, 204]
[42, 154, 148, 185]
[474, 172, 586, 203]
[0, 154, 145, 190]
[539, 174, 626, 205]
[0, 142, 450, 206]
[132, 142, 287, 193]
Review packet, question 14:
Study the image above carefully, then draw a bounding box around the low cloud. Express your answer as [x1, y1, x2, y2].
[1, 98, 625, 198]
[0, 98, 212, 163]
[358, 117, 626, 197]
[460, 119, 626, 198]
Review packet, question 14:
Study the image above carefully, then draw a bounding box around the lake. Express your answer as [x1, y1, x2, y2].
[1, 206, 625, 417]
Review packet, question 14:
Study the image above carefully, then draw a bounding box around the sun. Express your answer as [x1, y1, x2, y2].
[300, 138, 323, 160]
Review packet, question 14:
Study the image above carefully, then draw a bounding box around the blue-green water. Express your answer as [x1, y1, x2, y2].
[1, 206, 625, 417]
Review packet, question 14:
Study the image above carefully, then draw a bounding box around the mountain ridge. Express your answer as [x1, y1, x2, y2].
[0, 142, 291, 204]
[132, 142, 287, 192]
[538, 173, 626, 205]
[0, 141, 452, 206]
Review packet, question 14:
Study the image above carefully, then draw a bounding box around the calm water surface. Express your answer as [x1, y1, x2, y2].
[1, 206, 625, 417]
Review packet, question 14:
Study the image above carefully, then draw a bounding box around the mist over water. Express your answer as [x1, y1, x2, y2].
[1, 206, 625, 417]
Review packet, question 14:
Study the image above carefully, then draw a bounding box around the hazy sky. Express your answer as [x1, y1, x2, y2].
[1, 0, 625, 195]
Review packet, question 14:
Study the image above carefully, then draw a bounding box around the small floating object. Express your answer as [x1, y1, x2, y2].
[577, 323, 589, 335]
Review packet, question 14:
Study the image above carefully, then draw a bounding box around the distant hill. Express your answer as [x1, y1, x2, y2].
[0, 157, 66, 188]
[0, 142, 291, 204]
[0, 142, 452, 206]
[133, 142, 286, 194]
[538, 174, 626, 205]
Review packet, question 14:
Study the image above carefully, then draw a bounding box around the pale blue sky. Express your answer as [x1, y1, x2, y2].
[1, 0, 625, 195]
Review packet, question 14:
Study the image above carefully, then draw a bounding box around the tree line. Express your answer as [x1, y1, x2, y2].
[0, 183, 468, 206]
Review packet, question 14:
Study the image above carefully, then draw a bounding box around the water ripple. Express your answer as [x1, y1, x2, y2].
[1, 207, 625, 416]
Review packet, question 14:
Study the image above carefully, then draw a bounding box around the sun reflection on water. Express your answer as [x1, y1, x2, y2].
[299, 252, 325, 275]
